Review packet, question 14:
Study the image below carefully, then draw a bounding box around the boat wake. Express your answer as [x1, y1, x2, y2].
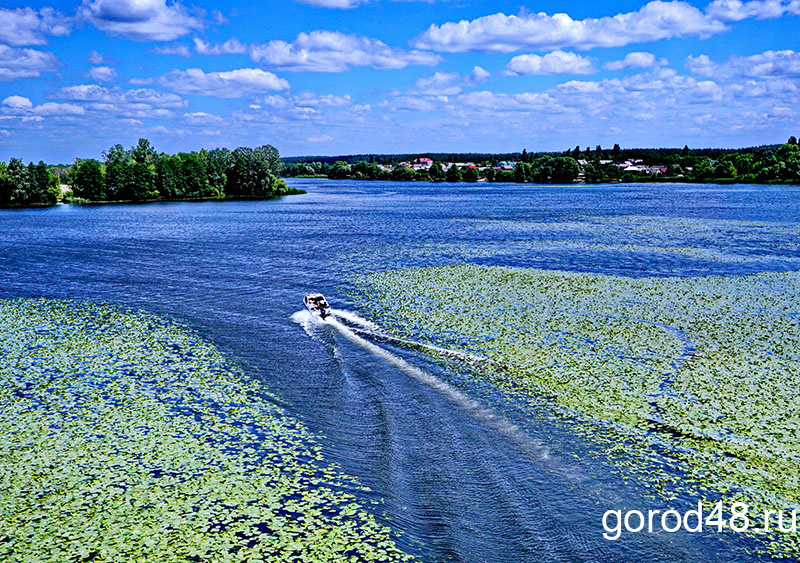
[291, 308, 549, 459]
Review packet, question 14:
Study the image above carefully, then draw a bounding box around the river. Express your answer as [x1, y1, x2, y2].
[2, 180, 799, 561]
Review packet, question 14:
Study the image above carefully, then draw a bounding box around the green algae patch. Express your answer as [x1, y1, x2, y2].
[352, 265, 800, 556]
[0, 299, 411, 563]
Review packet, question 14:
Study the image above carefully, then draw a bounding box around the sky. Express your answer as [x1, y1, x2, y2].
[0, 0, 799, 162]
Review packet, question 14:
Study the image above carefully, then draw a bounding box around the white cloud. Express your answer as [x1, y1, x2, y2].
[79, 0, 202, 41]
[160, 68, 290, 98]
[49, 84, 186, 119]
[249, 31, 441, 72]
[154, 44, 192, 57]
[193, 37, 247, 55]
[604, 51, 666, 70]
[705, 0, 800, 21]
[413, 1, 726, 53]
[0, 7, 70, 46]
[505, 51, 595, 75]
[128, 77, 154, 85]
[307, 134, 333, 142]
[470, 65, 491, 83]
[88, 50, 109, 64]
[0, 45, 59, 82]
[183, 111, 224, 124]
[688, 49, 800, 79]
[89, 66, 117, 82]
[2, 96, 34, 109]
[411, 72, 463, 95]
[2, 96, 85, 117]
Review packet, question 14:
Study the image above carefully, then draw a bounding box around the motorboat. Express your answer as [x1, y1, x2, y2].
[304, 293, 332, 319]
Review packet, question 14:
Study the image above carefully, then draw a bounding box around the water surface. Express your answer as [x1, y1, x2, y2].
[3, 180, 799, 562]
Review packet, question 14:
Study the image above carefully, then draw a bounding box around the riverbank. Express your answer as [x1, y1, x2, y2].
[0, 299, 410, 562]
[0, 189, 306, 209]
[351, 265, 800, 557]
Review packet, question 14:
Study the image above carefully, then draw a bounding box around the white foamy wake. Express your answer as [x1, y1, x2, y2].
[293, 308, 548, 458]
[332, 309, 488, 366]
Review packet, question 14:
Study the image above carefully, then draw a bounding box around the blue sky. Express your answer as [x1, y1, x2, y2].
[0, 0, 799, 162]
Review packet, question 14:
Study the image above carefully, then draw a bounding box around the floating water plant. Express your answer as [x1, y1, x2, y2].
[0, 299, 411, 562]
[352, 265, 800, 556]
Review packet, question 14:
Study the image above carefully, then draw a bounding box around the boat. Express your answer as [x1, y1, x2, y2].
[304, 293, 332, 319]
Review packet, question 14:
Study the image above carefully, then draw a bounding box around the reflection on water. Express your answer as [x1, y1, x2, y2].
[2, 180, 798, 562]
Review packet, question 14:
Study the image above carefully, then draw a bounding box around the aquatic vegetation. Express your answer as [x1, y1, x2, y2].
[0, 299, 411, 562]
[352, 265, 800, 555]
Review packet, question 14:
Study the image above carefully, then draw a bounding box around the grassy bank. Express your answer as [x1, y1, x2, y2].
[0, 299, 409, 562]
[352, 265, 800, 556]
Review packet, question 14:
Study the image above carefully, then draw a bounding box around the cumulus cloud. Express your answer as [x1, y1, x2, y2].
[408, 66, 491, 95]
[153, 44, 192, 56]
[183, 111, 224, 124]
[159, 68, 290, 98]
[604, 51, 666, 70]
[705, 0, 800, 21]
[48, 84, 186, 119]
[263, 92, 353, 108]
[249, 31, 441, 72]
[89, 66, 117, 82]
[413, 1, 726, 53]
[0, 7, 70, 46]
[78, 0, 203, 41]
[0, 45, 59, 82]
[687, 49, 800, 79]
[2, 95, 85, 116]
[193, 37, 247, 55]
[505, 51, 595, 75]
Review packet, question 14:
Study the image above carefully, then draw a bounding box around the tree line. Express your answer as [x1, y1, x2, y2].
[1, 139, 297, 207]
[284, 138, 800, 184]
[284, 156, 582, 183]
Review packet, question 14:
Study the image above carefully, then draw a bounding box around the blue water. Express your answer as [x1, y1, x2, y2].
[2, 180, 799, 562]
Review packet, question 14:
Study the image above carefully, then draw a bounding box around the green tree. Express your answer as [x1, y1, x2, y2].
[203, 148, 231, 196]
[227, 147, 283, 196]
[0, 162, 12, 205]
[103, 144, 131, 200]
[28, 161, 60, 204]
[131, 138, 158, 165]
[6, 158, 31, 204]
[462, 167, 479, 182]
[428, 162, 445, 181]
[156, 154, 182, 199]
[445, 164, 462, 182]
[68, 158, 105, 200]
[178, 152, 209, 198]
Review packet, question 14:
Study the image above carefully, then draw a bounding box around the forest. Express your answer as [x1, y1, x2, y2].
[0, 139, 297, 207]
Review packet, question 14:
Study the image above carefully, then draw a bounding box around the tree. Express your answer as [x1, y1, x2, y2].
[6, 158, 31, 204]
[788, 136, 797, 145]
[178, 152, 209, 198]
[462, 167, 479, 182]
[0, 162, 12, 205]
[131, 138, 158, 165]
[156, 154, 182, 199]
[203, 148, 231, 197]
[429, 162, 445, 181]
[128, 161, 158, 200]
[445, 164, 462, 182]
[103, 144, 131, 200]
[227, 147, 282, 196]
[681, 145, 690, 157]
[256, 144, 282, 175]
[611, 143, 621, 162]
[28, 161, 60, 204]
[521, 148, 528, 163]
[68, 158, 105, 200]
